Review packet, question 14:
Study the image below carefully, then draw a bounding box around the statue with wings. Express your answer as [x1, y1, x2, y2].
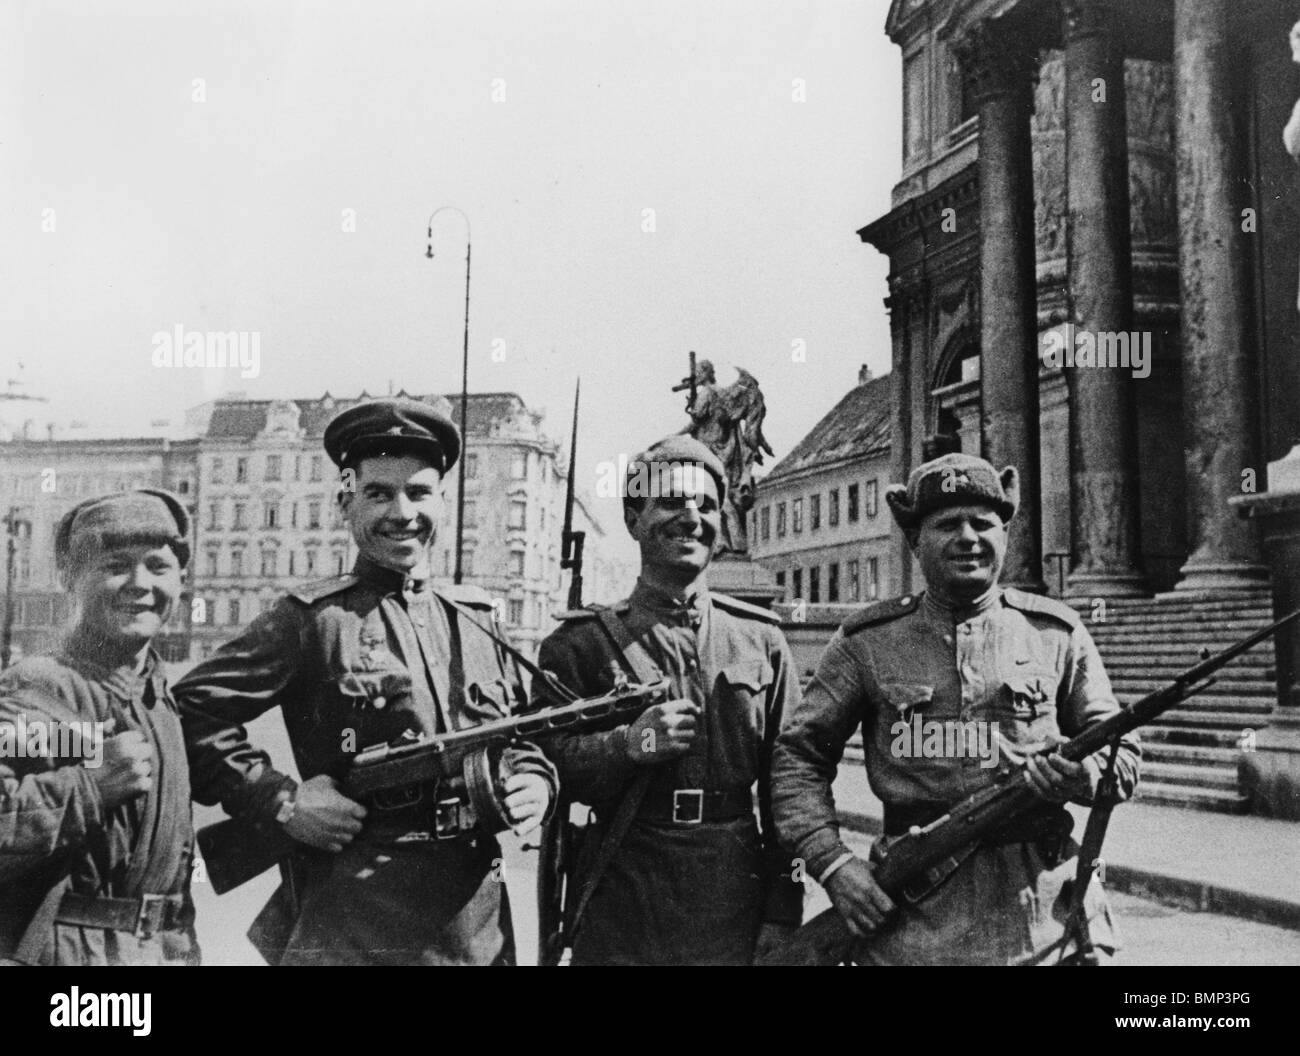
[673, 354, 774, 555]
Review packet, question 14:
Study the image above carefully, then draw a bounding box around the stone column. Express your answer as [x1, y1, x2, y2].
[1062, 0, 1147, 597]
[958, 21, 1045, 591]
[887, 281, 920, 595]
[1171, 0, 1268, 592]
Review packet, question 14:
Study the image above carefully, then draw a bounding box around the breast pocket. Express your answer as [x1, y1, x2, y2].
[715, 659, 775, 777]
[320, 667, 418, 750]
[880, 682, 935, 726]
[995, 669, 1060, 746]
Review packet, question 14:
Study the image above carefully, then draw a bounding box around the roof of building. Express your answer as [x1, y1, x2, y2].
[761, 372, 891, 485]
[201, 392, 531, 441]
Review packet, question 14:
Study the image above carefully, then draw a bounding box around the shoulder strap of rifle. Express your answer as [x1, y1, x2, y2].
[565, 606, 661, 940]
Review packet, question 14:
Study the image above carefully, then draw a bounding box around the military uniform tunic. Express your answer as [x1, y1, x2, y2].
[536, 580, 803, 965]
[771, 588, 1141, 966]
[0, 643, 198, 965]
[175, 555, 557, 965]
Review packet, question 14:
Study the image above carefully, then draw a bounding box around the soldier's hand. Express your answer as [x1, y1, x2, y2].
[89, 721, 155, 810]
[825, 857, 896, 938]
[624, 699, 701, 764]
[1023, 740, 1095, 803]
[501, 771, 551, 836]
[282, 775, 367, 852]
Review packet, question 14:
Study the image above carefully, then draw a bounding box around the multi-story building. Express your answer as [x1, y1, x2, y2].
[751, 368, 893, 607]
[1, 389, 627, 666]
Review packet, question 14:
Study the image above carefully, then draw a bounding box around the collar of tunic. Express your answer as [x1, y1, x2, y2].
[353, 553, 431, 598]
[57, 633, 167, 703]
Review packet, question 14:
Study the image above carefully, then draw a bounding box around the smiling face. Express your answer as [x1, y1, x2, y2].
[340, 453, 444, 573]
[910, 503, 1007, 602]
[71, 543, 183, 652]
[624, 464, 721, 581]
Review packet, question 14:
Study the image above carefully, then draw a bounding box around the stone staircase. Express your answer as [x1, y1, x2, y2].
[1069, 591, 1278, 814]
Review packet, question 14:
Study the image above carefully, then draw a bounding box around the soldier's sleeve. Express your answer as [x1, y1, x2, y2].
[1060, 622, 1141, 805]
[533, 626, 637, 803]
[173, 601, 302, 823]
[769, 631, 869, 882]
[489, 643, 560, 821]
[757, 626, 805, 925]
[0, 694, 106, 881]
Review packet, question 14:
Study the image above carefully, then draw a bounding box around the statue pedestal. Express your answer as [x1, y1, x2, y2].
[708, 554, 783, 609]
[1229, 446, 1300, 819]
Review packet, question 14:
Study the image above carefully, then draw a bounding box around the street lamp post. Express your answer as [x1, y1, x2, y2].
[427, 207, 472, 586]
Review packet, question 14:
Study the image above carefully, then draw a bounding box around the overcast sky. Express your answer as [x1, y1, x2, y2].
[1, 0, 900, 548]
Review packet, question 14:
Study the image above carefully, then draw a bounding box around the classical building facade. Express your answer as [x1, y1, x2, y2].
[860, 0, 1300, 814]
[752, 369, 894, 607]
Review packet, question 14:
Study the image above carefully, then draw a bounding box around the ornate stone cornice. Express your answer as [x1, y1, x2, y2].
[1062, 0, 1117, 44]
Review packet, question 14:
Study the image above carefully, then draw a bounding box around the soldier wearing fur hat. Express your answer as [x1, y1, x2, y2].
[532, 434, 803, 965]
[175, 397, 557, 965]
[771, 453, 1141, 965]
[0, 489, 200, 965]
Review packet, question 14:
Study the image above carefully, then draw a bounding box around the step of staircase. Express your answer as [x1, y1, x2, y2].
[1142, 759, 1239, 790]
[1132, 780, 1250, 813]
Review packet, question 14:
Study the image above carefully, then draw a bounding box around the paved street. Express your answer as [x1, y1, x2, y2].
[192, 822, 1300, 966]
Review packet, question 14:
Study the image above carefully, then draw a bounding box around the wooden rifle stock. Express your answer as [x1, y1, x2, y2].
[757, 606, 1300, 966]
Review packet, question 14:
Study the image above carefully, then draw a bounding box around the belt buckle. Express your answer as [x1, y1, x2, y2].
[135, 894, 168, 940]
[672, 789, 704, 825]
[434, 797, 465, 840]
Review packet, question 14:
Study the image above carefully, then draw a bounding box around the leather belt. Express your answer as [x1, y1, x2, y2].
[55, 892, 187, 940]
[638, 788, 753, 825]
[884, 803, 1073, 847]
[361, 784, 481, 840]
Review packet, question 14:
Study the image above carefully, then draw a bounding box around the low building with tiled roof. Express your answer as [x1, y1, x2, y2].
[751, 367, 895, 613]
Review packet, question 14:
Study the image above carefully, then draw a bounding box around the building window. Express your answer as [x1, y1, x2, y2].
[792, 498, 803, 533]
[903, 50, 927, 162]
[866, 557, 880, 600]
[508, 500, 527, 530]
[466, 454, 479, 479]
[307, 502, 322, 530]
[228, 598, 241, 625]
[287, 551, 296, 576]
[309, 456, 323, 482]
[211, 458, 225, 484]
[508, 598, 524, 625]
[810, 494, 821, 531]
[828, 562, 839, 602]
[828, 488, 839, 527]
[775, 570, 786, 599]
[865, 480, 879, 518]
[233, 503, 248, 530]
[463, 501, 478, 529]
[848, 559, 860, 602]
[511, 453, 527, 480]
[261, 550, 276, 577]
[178, 480, 190, 495]
[792, 567, 802, 600]
[848, 483, 860, 523]
[760, 506, 770, 542]
[305, 549, 317, 576]
[294, 456, 302, 482]
[509, 550, 525, 577]
[335, 551, 347, 575]
[235, 458, 248, 483]
[230, 549, 244, 577]
[206, 551, 219, 578]
[264, 503, 279, 529]
[809, 566, 820, 603]
[461, 549, 474, 577]
[776, 502, 787, 537]
[208, 503, 222, 531]
[265, 455, 282, 482]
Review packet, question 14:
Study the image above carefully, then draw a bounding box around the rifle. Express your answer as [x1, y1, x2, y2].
[197, 675, 669, 895]
[758, 605, 1300, 966]
[538, 379, 586, 965]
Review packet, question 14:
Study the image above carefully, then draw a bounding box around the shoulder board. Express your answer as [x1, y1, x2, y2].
[1001, 588, 1081, 629]
[436, 582, 494, 609]
[552, 601, 630, 622]
[288, 574, 359, 605]
[842, 593, 921, 636]
[710, 592, 780, 624]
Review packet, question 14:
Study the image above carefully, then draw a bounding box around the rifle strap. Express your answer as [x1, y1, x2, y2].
[565, 606, 662, 941]
[1055, 734, 1124, 966]
[438, 594, 579, 703]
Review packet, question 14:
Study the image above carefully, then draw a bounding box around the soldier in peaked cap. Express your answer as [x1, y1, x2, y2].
[1, 489, 200, 965]
[176, 397, 557, 965]
[771, 452, 1141, 965]
[532, 434, 804, 965]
